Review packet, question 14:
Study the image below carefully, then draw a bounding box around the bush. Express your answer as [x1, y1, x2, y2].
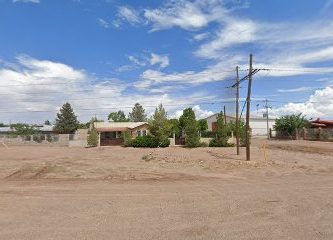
[201, 131, 215, 138]
[87, 128, 99, 147]
[132, 135, 170, 148]
[159, 138, 170, 148]
[200, 142, 208, 147]
[209, 139, 233, 147]
[122, 131, 133, 147]
[132, 135, 159, 148]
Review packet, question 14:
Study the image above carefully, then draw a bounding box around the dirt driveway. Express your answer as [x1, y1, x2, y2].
[0, 139, 332, 239]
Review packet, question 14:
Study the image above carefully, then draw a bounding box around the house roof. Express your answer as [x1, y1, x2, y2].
[94, 122, 148, 132]
[311, 118, 333, 127]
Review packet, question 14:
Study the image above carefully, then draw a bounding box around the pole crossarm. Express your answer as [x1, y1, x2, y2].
[229, 68, 268, 88]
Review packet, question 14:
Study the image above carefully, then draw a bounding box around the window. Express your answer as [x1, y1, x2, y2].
[137, 130, 141, 137]
[142, 130, 147, 136]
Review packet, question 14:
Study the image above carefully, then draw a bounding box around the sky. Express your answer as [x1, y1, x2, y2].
[1, 0, 333, 124]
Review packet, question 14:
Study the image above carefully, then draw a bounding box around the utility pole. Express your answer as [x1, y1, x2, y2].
[235, 66, 240, 155]
[245, 54, 253, 161]
[223, 105, 227, 124]
[263, 99, 271, 139]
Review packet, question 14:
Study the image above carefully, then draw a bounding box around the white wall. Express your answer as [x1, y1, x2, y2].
[250, 119, 275, 136]
[205, 114, 275, 136]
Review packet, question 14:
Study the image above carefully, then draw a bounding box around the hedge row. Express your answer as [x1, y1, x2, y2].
[131, 135, 170, 148]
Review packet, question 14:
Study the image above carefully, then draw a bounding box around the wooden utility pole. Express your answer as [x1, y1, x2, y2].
[235, 66, 240, 155]
[245, 54, 253, 161]
[223, 105, 227, 124]
[264, 99, 271, 139]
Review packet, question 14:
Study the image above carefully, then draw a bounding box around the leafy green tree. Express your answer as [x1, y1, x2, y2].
[179, 108, 200, 148]
[209, 112, 230, 147]
[108, 110, 129, 122]
[44, 120, 51, 125]
[168, 119, 181, 138]
[87, 125, 99, 147]
[129, 103, 147, 122]
[149, 104, 172, 144]
[274, 114, 310, 136]
[11, 123, 38, 136]
[0, 123, 6, 127]
[227, 120, 246, 146]
[54, 102, 79, 134]
[197, 119, 208, 135]
[122, 131, 133, 147]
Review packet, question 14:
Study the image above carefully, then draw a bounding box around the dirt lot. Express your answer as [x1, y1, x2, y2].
[0, 139, 333, 239]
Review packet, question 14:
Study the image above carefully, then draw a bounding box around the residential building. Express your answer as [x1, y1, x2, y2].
[311, 118, 333, 128]
[94, 122, 149, 146]
[205, 114, 276, 136]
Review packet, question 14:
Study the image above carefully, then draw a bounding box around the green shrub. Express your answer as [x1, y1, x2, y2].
[87, 127, 99, 147]
[132, 135, 170, 148]
[209, 138, 233, 147]
[132, 135, 159, 148]
[201, 131, 215, 138]
[122, 131, 133, 147]
[159, 138, 170, 148]
[200, 142, 209, 147]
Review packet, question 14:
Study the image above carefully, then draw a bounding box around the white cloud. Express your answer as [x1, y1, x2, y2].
[97, 18, 110, 29]
[128, 55, 146, 67]
[136, 58, 237, 89]
[173, 105, 214, 119]
[13, 0, 40, 3]
[196, 18, 256, 58]
[112, 6, 143, 28]
[144, 0, 227, 31]
[117, 6, 142, 25]
[149, 53, 169, 68]
[277, 87, 315, 93]
[270, 87, 333, 118]
[193, 32, 210, 41]
[0, 56, 220, 123]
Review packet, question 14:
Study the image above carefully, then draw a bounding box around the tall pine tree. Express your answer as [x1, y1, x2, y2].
[54, 102, 79, 134]
[129, 103, 147, 122]
[179, 108, 200, 148]
[149, 104, 172, 142]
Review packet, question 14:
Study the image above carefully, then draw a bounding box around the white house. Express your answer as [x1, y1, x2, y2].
[205, 114, 276, 136]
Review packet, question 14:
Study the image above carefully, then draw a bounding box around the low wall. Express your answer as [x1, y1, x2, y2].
[200, 137, 235, 145]
[168, 137, 176, 146]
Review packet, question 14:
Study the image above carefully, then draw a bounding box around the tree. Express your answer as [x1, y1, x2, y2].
[197, 119, 208, 135]
[274, 114, 310, 136]
[108, 110, 129, 122]
[54, 102, 79, 134]
[168, 119, 181, 138]
[227, 120, 246, 146]
[149, 104, 172, 143]
[129, 103, 147, 122]
[44, 120, 51, 125]
[0, 123, 6, 127]
[11, 123, 38, 136]
[179, 108, 200, 148]
[209, 112, 230, 147]
[87, 125, 99, 147]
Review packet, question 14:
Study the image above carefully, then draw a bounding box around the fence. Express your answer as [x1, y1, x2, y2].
[271, 128, 333, 142]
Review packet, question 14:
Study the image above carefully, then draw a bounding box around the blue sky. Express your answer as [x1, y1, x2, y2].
[1, 0, 333, 123]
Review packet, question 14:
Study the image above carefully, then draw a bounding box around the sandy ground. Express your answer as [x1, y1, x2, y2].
[0, 139, 333, 239]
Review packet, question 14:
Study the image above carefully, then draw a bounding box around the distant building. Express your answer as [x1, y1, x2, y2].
[205, 114, 276, 136]
[0, 127, 13, 136]
[310, 118, 333, 128]
[94, 122, 149, 146]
